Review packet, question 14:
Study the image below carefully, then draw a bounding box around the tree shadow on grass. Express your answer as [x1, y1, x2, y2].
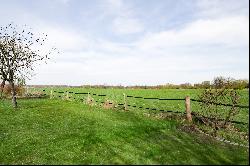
[94, 110, 249, 165]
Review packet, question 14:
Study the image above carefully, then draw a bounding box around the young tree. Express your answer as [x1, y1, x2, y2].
[213, 76, 227, 89]
[0, 23, 58, 108]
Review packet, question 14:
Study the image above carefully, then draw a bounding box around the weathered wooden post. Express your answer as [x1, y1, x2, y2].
[123, 93, 128, 111]
[26, 86, 29, 95]
[87, 92, 90, 101]
[62, 92, 65, 100]
[185, 96, 192, 122]
[66, 91, 69, 100]
[50, 90, 53, 99]
[86, 92, 91, 105]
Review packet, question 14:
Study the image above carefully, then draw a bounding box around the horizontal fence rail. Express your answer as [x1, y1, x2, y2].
[190, 99, 249, 109]
[41, 89, 249, 125]
[191, 112, 248, 125]
[45, 89, 249, 109]
[126, 95, 185, 101]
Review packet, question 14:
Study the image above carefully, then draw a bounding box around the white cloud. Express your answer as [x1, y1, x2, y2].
[41, 26, 89, 52]
[29, 47, 248, 86]
[136, 16, 249, 51]
[1, 0, 248, 85]
[112, 17, 144, 35]
[102, 0, 144, 35]
[95, 39, 133, 54]
[28, 14, 249, 86]
[196, 0, 249, 18]
[107, 0, 123, 8]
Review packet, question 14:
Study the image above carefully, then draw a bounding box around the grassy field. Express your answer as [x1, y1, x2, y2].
[0, 98, 249, 164]
[32, 87, 249, 124]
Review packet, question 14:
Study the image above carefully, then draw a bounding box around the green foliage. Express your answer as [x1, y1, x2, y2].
[59, 76, 248, 90]
[212, 76, 248, 90]
[198, 88, 242, 135]
[16, 77, 26, 86]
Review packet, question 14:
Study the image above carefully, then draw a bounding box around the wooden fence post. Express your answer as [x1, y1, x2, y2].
[62, 92, 64, 100]
[185, 96, 192, 123]
[87, 92, 90, 101]
[26, 86, 29, 95]
[86, 92, 91, 104]
[65, 91, 69, 100]
[123, 93, 128, 111]
[50, 90, 53, 99]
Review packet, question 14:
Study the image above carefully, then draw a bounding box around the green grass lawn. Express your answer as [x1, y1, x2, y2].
[0, 98, 249, 164]
[35, 87, 249, 124]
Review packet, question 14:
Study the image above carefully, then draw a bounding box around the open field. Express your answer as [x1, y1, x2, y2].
[0, 98, 249, 164]
[32, 87, 249, 124]
[33, 87, 250, 146]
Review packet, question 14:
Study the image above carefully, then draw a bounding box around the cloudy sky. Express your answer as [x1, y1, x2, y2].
[0, 0, 249, 86]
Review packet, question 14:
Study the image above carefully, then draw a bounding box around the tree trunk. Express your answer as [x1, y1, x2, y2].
[9, 81, 17, 108]
[0, 80, 5, 98]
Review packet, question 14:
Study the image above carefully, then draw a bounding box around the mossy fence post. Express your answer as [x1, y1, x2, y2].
[61, 91, 68, 100]
[87, 92, 90, 101]
[123, 93, 128, 111]
[185, 96, 192, 123]
[87, 92, 92, 105]
[50, 90, 53, 99]
[66, 91, 69, 100]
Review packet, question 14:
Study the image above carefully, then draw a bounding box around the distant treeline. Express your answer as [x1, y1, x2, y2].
[25, 85, 81, 88]
[25, 76, 249, 90]
[82, 76, 249, 90]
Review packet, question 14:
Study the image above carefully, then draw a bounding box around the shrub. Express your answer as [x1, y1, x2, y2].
[198, 88, 240, 136]
[1, 84, 25, 97]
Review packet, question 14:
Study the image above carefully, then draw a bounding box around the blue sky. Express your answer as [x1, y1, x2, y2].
[0, 0, 249, 86]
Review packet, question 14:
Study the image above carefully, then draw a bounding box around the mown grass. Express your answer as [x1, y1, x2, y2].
[0, 98, 249, 164]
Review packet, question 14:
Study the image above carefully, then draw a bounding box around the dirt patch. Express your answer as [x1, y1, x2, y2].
[147, 112, 186, 121]
[86, 96, 95, 106]
[103, 100, 115, 109]
[178, 124, 200, 134]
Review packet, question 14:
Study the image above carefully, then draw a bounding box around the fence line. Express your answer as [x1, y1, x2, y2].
[40, 89, 249, 148]
[44, 89, 249, 108]
[43, 90, 249, 108]
[191, 112, 248, 125]
[190, 99, 249, 109]
[42, 89, 249, 125]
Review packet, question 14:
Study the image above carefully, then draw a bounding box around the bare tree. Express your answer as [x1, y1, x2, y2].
[0, 23, 58, 108]
[213, 76, 227, 89]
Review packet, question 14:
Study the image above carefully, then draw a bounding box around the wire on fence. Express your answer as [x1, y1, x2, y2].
[75, 92, 88, 94]
[190, 99, 249, 109]
[143, 97, 159, 100]
[159, 98, 185, 101]
[43, 90, 249, 116]
[191, 112, 248, 125]
[127, 104, 185, 114]
[125, 94, 185, 101]
[98, 94, 106, 96]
